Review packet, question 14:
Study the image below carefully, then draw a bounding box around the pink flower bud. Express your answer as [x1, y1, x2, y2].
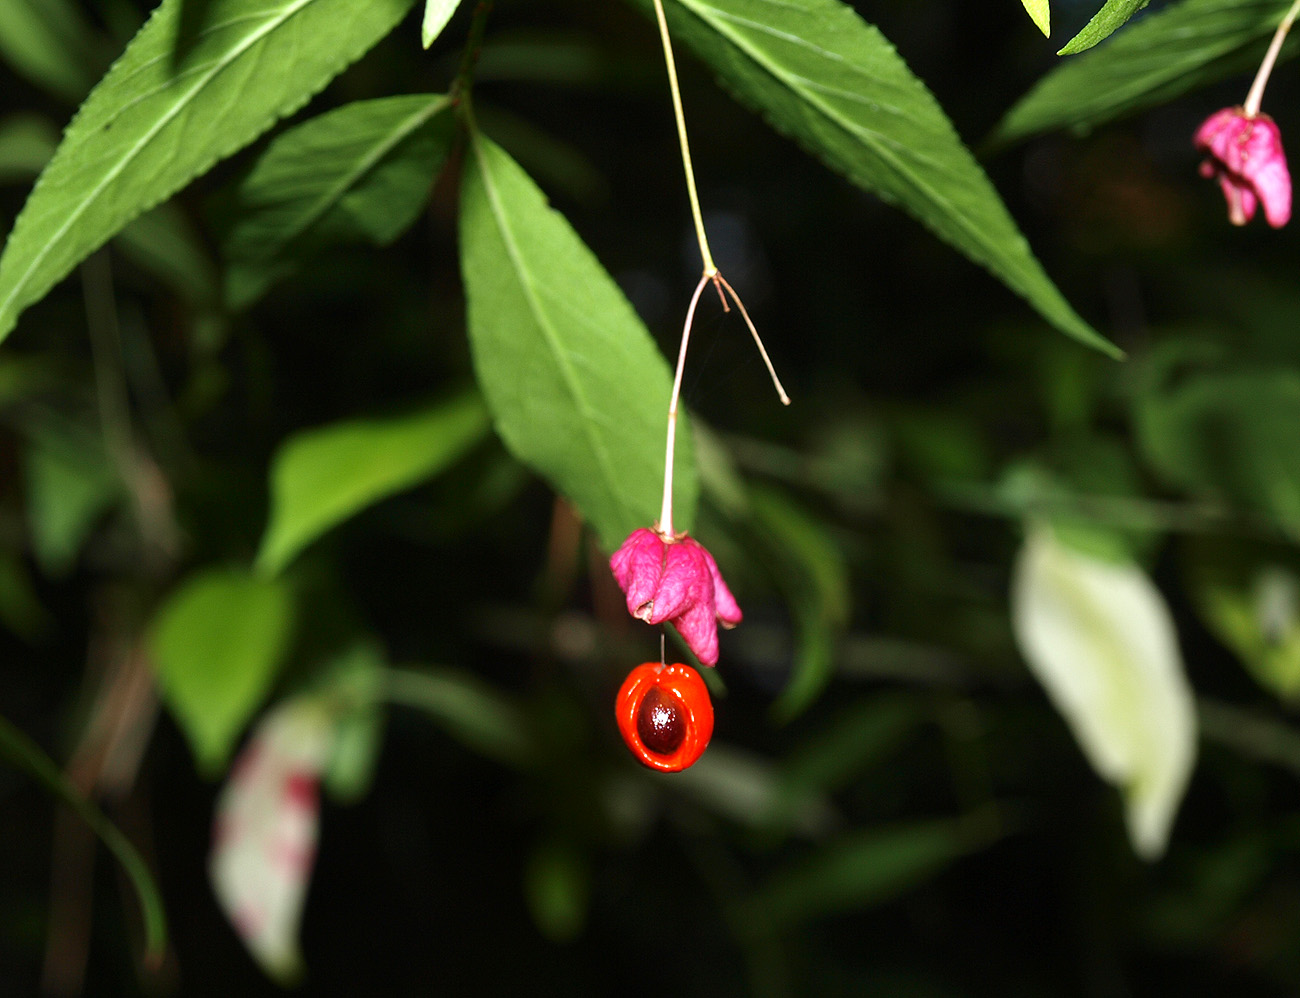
[1195, 107, 1291, 228]
[610, 527, 742, 667]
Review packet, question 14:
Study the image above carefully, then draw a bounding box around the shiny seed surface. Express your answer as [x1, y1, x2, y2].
[636, 686, 685, 755]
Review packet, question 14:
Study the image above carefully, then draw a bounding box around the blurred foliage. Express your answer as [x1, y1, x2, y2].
[3, 0, 1300, 995]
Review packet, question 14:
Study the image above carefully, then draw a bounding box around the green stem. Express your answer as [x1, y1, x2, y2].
[0, 713, 167, 966]
[649, 0, 789, 537]
[450, 0, 495, 116]
[1199, 697, 1300, 775]
[652, 0, 715, 275]
[659, 272, 712, 536]
[937, 481, 1278, 538]
[1244, 0, 1300, 115]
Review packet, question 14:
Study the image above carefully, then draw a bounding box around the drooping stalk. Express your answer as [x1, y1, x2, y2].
[1244, 0, 1300, 116]
[659, 273, 712, 537]
[652, 0, 715, 276]
[651, 0, 790, 540]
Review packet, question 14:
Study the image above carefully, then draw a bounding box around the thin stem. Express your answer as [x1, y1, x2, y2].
[659, 272, 713, 537]
[652, 0, 715, 275]
[716, 274, 790, 406]
[450, 0, 494, 114]
[936, 480, 1280, 538]
[649, 0, 790, 536]
[1244, 0, 1300, 116]
[0, 713, 167, 966]
[82, 253, 179, 570]
[657, 273, 792, 535]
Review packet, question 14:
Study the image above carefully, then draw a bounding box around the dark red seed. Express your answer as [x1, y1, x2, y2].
[636, 686, 686, 756]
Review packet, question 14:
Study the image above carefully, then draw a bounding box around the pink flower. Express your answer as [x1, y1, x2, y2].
[610, 527, 742, 667]
[1195, 107, 1291, 227]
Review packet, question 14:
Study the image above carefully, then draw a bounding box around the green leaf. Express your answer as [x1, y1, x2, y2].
[1000, 437, 1157, 565]
[0, 0, 102, 101]
[256, 391, 491, 576]
[460, 131, 697, 550]
[740, 818, 982, 931]
[223, 94, 456, 309]
[0, 114, 58, 184]
[1059, 0, 1150, 55]
[1188, 544, 1300, 701]
[422, 0, 464, 48]
[1022, 0, 1051, 37]
[0, 119, 220, 304]
[734, 696, 920, 840]
[382, 666, 536, 768]
[319, 644, 388, 803]
[0, 0, 417, 344]
[24, 417, 122, 577]
[0, 712, 167, 963]
[747, 485, 850, 723]
[323, 700, 385, 804]
[777, 694, 924, 800]
[147, 568, 295, 774]
[994, 0, 1297, 144]
[1136, 369, 1300, 537]
[653, 0, 1119, 357]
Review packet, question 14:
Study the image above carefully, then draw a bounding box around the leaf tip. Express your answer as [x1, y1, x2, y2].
[0, 309, 17, 348]
[1020, 0, 1050, 37]
[1065, 318, 1126, 361]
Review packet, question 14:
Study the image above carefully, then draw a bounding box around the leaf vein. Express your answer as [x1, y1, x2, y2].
[0, 0, 318, 320]
[469, 138, 628, 523]
[250, 97, 449, 262]
[677, 0, 1025, 282]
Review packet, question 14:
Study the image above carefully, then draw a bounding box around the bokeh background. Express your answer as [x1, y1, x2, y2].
[5, 0, 1300, 994]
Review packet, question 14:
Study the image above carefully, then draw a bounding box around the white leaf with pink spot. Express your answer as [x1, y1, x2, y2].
[209, 697, 335, 980]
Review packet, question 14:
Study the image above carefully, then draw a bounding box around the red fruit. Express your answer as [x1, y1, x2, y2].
[615, 662, 714, 772]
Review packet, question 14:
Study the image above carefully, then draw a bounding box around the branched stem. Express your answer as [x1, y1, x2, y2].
[1244, 0, 1300, 116]
[650, 0, 790, 539]
[657, 274, 791, 538]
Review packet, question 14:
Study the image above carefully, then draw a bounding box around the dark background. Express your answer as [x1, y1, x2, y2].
[5, 0, 1300, 994]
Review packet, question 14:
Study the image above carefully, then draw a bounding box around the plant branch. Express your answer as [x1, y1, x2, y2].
[0, 713, 167, 966]
[450, 0, 495, 114]
[1244, 0, 1300, 115]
